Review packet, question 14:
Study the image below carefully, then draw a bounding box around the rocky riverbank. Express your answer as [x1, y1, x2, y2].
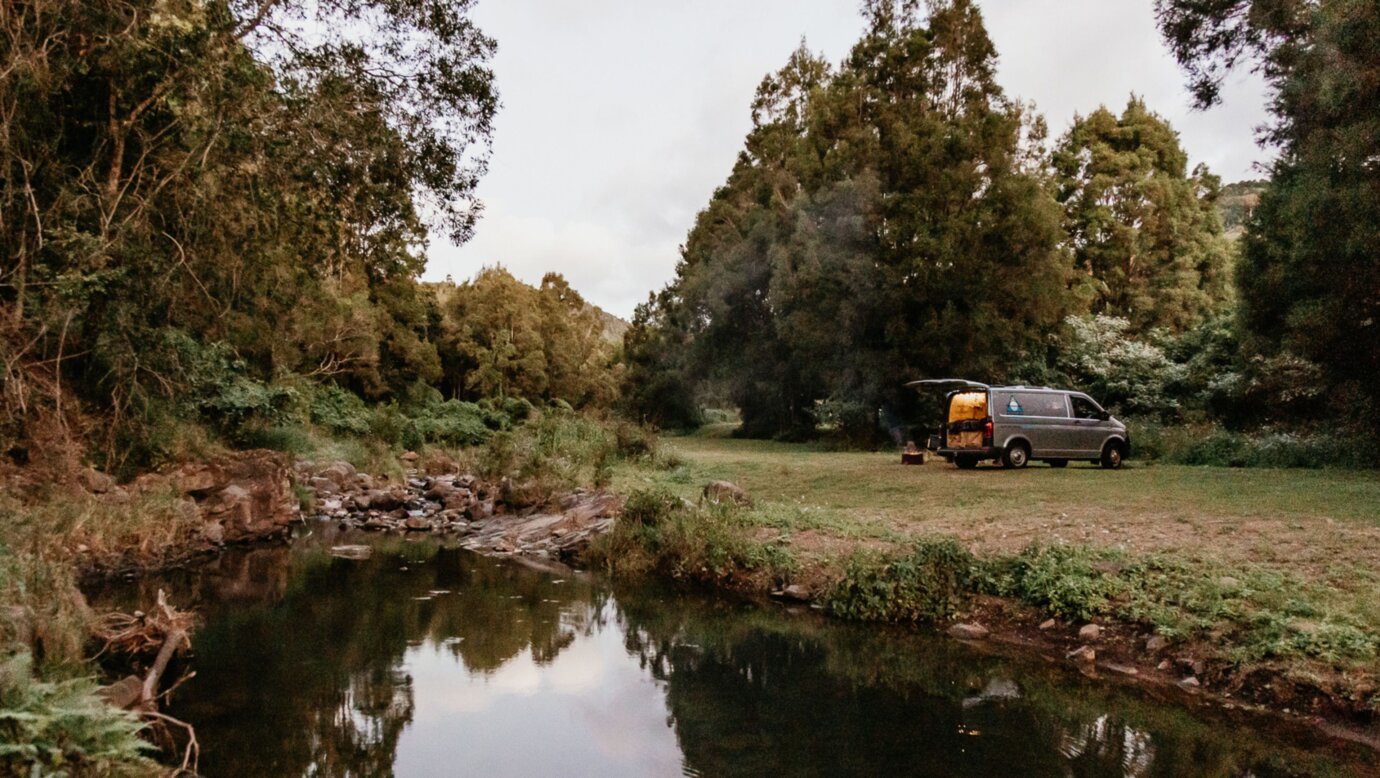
[297, 457, 621, 559]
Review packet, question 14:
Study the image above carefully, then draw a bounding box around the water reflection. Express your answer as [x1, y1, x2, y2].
[93, 527, 1376, 777]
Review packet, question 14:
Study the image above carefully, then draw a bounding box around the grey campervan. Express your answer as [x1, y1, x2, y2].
[910, 380, 1129, 470]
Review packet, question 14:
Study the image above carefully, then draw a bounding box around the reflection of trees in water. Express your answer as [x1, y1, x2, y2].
[118, 533, 602, 776]
[95, 536, 1364, 777]
[611, 588, 1352, 778]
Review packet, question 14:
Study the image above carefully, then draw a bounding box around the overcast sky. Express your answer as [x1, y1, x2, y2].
[423, 0, 1272, 319]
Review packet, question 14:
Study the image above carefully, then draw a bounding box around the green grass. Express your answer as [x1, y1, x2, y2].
[606, 433, 1380, 694]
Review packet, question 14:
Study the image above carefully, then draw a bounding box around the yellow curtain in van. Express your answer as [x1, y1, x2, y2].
[948, 391, 987, 423]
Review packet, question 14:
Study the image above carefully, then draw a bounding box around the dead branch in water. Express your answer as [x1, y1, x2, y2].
[95, 589, 200, 773]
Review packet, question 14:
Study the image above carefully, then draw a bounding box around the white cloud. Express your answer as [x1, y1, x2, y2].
[423, 0, 1271, 319]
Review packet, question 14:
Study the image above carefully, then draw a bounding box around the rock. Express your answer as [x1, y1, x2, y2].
[443, 490, 474, 511]
[1145, 635, 1169, 653]
[774, 584, 811, 602]
[1067, 645, 1096, 664]
[947, 622, 990, 640]
[77, 466, 115, 494]
[363, 518, 394, 531]
[404, 516, 431, 531]
[1174, 656, 1205, 676]
[331, 545, 372, 560]
[1078, 623, 1102, 642]
[1157, 660, 1171, 671]
[1038, 618, 1056, 630]
[1105, 663, 1139, 676]
[367, 490, 403, 511]
[1218, 576, 1241, 589]
[400, 450, 419, 463]
[201, 521, 225, 545]
[99, 675, 145, 710]
[316, 461, 356, 489]
[701, 480, 752, 507]
[1180, 676, 1201, 687]
[356, 473, 375, 490]
[424, 482, 454, 500]
[309, 477, 339, 495]
[169, 450, 300, 542]
[168, 463, 219, 496]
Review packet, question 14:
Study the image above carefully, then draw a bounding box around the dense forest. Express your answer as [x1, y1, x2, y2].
[0, 0, 626, 478]
[623, 0, 1379, 451]
[1, 0, 1377, 470]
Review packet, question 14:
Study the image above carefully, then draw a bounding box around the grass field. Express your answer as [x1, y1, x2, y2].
[606, 426, 1380, 685]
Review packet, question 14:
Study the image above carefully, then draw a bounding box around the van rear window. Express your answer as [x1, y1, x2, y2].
[998, 392, 1067, 417]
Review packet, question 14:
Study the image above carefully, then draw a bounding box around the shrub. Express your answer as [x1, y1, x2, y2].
[622, 488, 679, 527]
[309, 384, 372, 436]
[0, 653, 155, 776]
[825, 538, 975, 623]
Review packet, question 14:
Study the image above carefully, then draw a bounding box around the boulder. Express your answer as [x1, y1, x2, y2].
[1078, 623, 1102, 642]
[1038, 618, 1056, 630]
[443, 490, 473, 511]
[947, 622, 990, 640]
[1067, 645, 1096, 664]
[1145, 635, 1169, 653]
[309, 477, 339, 496]
[168, 463, 219, 496]
[99, 675, 145, 710]
[201, 521, 226, 545]
[404, 516, 432, 531]
[701, 480, 752, 508]
[316, 461, 357, 489]
[367, 490, 404, 511]
[77, 466, 115, 494]
[180, 450, 300, 542]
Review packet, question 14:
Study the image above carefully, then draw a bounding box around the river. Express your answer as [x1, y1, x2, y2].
[92, 524, 1378, 777]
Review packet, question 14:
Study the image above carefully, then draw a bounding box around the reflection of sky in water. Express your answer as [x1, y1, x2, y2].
[394, 603, 685, 777]
[95, 533, 1372, 777]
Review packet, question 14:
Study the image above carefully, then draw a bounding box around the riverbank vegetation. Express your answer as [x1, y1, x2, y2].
[593, 433, 1380, 716]
[3, 0, 1379, 772]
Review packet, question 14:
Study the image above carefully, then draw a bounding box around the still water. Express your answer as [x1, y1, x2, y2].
[95, 526, 1377, 777]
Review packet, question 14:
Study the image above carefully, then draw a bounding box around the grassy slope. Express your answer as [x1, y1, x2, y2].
[606, 427, 1380, 708]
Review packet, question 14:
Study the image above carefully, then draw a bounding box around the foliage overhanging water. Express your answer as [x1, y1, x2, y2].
[92, 526, 1377, 777]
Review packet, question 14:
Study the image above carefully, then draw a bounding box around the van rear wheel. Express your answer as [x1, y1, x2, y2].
[1002, 443, 1029, 469]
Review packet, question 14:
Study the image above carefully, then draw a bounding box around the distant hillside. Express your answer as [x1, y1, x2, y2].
[1218, 180, 1269, 239]
[592, 306, 630, 344]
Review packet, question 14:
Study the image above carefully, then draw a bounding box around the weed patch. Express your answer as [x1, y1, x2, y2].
[825, 538, 975, 623]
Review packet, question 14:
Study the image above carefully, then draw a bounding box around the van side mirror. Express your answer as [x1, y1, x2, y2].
[1097, 410, 1111, 421]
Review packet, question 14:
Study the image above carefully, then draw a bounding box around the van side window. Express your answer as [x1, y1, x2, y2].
[1071, 396, 1101, 419]
[1003, 392, 1068, 417]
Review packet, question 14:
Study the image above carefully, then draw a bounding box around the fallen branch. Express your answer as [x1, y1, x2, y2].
[140, 709, 200, 774]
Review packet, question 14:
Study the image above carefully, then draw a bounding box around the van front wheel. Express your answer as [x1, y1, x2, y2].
[1002, 443, 1029, 469]
[1100, 442, 1124, 470]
